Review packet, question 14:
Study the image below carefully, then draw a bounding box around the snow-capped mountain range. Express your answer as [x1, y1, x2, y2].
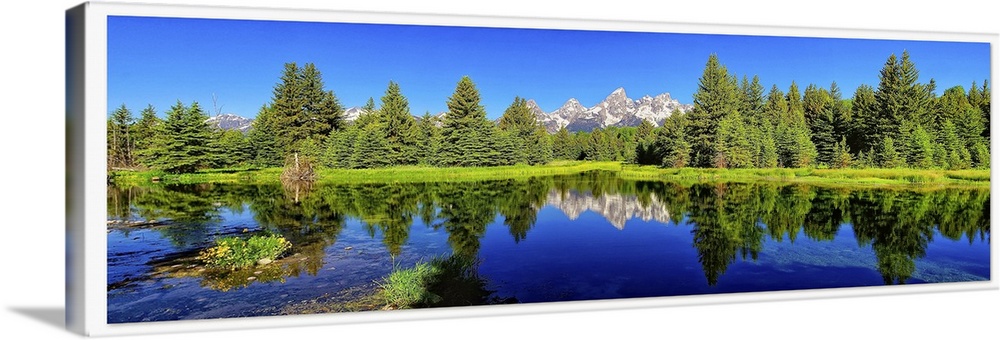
[529, 87, 692, 133]
[205, 113, 254, 133]
[211, 87, 690, 134]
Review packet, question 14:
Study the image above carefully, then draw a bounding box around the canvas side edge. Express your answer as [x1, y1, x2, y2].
[65, 1, 88, 336]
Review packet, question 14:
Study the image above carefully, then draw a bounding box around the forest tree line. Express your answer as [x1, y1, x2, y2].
[107, 52, 990, 174]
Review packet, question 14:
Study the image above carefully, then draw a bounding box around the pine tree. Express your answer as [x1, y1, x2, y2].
[552, 127, 576, 160]
[145, 101, 215, 173]
[132, 104, 161, 167]
[872, 51, 931, 158]
[850, 85, 877, 154]
[269, 62, 344, 155]
[906, 124, 935, 169]
[351, 122, 392, 169]
[687, 54, 740, 167]
[379, 81, 419, 166]
[438, 76, 497, 167]
[653, 113, 690, 168]
[979, 80, 991, 138]
[762, 85, 787, 129]
[215, 129, 252, 167]
[759, 125, 779, 168]
[803, 84, 836, 165]
[248, 104, 283, 167]
[831, 137, 853, 169]
[971, 141, 990, 169]
[107, 104, 135, 169]
[323, 123, 359, 168]
[498, 96, 551, 165]
[716, 113, 754, 168]
[877, 137, 905, 168]
[634, 119, 658, 164]
[939, 120, 969, 169]
[415, 112, 441, 165]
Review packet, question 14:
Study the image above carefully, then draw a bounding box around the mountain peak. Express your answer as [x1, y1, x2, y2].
[205, 113, 253, 133]
[528, 87, 692, 133]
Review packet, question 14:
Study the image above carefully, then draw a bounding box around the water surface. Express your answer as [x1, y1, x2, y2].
[107, 172, 991, 323]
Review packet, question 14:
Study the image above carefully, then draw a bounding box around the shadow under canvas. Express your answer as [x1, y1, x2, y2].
[9, 307, 65, 331]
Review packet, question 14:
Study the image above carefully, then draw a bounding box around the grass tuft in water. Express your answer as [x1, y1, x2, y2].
[197, 234, 292, 270]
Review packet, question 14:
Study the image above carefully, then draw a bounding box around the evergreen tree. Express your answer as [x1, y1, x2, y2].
[741, 75, 766, 125]
[351, 122, 392, 169]
[323, 123, 359, 168]
[762, 85, 787, 129]
[132, 104, 161, 167]
[634, 119, 658, 164]
[415, 112, 441, 165]
[850, 85, 878, 154]
[379, 81, 419, 165]
[872, 51, 931, 157]
[107, 104, 135, 169]
[247, 105, 283, 167]
[269, 62, 344, 155]
[971, 141, 990, 169]
[498, 96, 551, 165]
[687, 54, 740, 167]
[438, 76, 498, 167]
[653, 112, 690, 168]
[552, 127, 577, 160]
[831, 137, 853, 169]
[715, 113, 754, 168]
[215, 129, 252, 167]
[906, 124, 935, 169]
[877, 137, 905, 168]
[145, 101, 215, 173]
[786, 81, 806, 126]
[759, 125, 779, 168]
[803, 84, 837, 165]
[939, 120, 969, 169]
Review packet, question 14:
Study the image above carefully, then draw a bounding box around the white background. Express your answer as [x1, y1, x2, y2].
[1, 0, 997, 339]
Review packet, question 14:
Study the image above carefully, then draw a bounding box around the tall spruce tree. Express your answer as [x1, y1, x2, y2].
[653, 111, 690, 168]
[248, 104, 283, 167]
[552, 127, 576, 160]
[415, 112, 441, 165]
[145, 101, 215, 173]
[132, 104, 161, 167]
[803, 84, 837, 165]
[850, 84, 878, 154]
[269, 62, 344, 155]
[687, 54, 740, 167]
[438, 76, 497, 167]
[378, 81, 419, 166]
[498, 96, 551, 165]
[107, 104, 135, 169]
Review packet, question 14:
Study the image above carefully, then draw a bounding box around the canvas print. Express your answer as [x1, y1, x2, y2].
[104, 16, 991, 323]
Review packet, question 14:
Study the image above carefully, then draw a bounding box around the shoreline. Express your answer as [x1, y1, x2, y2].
[108, 161, 990, 188]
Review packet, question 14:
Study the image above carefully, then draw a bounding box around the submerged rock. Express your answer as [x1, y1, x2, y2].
[257, 258, 273, 265]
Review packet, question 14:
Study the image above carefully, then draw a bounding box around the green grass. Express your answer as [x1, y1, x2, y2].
[109, 161, 989, 188]
[378, 260, 444, 309]
[619, 165, 990, 188]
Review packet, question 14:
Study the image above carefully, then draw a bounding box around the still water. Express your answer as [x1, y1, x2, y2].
[106, 171, 990, 323]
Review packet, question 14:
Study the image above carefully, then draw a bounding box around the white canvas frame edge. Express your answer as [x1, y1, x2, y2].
[66, 1, 999, 336]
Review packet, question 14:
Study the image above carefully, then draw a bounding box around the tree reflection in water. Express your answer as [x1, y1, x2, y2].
[109, 171, 990, 291]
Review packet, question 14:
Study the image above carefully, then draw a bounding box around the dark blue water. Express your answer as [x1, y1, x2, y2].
[106, 173, 990, 323]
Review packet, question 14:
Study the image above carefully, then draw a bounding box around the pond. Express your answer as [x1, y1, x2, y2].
[106, 171, 991, 323]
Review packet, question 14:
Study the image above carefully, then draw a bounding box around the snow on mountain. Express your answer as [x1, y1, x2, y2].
[531, 88, 692, 133]
[205, 113, 254, 133]
[342, 107, 367, 121]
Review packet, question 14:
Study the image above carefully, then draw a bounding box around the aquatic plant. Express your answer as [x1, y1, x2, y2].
[198, 234, 292, 269]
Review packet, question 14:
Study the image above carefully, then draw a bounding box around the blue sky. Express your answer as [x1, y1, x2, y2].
[107, 16, 990, 119]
